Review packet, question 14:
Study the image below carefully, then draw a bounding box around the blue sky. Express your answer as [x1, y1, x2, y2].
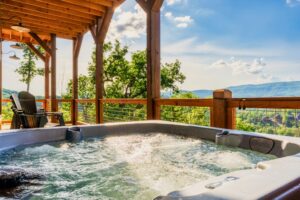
[2, 0, 300, 95]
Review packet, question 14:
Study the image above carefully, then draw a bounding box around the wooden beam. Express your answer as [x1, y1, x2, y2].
[0, 3, 94, 24]
[0, 1, 95, 21]
[101, 98, 147, 105]
[136, 0, 148, 12]
[50, 34, 57, 116]
[89, 25, 97, 43]
[72, 34, 83, 125]
[63, 0, 108, 11]
[93, 10, 113, 123]
[91, 0, 114, 7]
[1, 23, 77, 40]
[137, 0, 163, 12]
[1, 16, 85, 33]
[34, 0, 105, 16]
[228, 98, 300, 109]
[0, 9, 90, 28]
[44, 54, 50, 97]
[156, 99, 213, 107]
[1, 32, 37, 43]
[152, 0, 164, 12]
[98, 8, 113, 43]
[26, 42, 46, 62]
[73, 35, 83, 58]
[8, 0, 101, 19]
[113, 0, 126, 8]
[29, 32, 52, 55]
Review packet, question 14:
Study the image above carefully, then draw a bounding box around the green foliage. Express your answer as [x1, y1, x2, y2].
[161, 60, 186, 93]
[2, 102, 13, 121]
[161, 92, 210, 126]
[236, 118, 256, 132]
[86, 40, 186, 98]
[236, 109, 300, 137]
[15, 43, 44, 92]
[62, 75, 95, 123]
[62, 40, 186, 123]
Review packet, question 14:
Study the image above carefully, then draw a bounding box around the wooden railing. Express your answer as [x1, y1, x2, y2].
[1, 89, 300, 136]
[156, 99, 213, 107]
[228, 97, 300, 109]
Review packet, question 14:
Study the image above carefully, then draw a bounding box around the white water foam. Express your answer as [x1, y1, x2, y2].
[0, 133, 275, 199]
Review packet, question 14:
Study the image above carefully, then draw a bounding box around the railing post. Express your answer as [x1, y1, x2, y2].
[50, 33, 57, 122]
[154, 99, 161, 120]
[211, 89, 235, 129]
[71, 99, 77, 125]
[72, 35, 82, 125]
[99, 99, 104, 124]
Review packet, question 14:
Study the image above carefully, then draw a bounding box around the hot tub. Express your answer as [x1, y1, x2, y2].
[0, 121, 299, 199]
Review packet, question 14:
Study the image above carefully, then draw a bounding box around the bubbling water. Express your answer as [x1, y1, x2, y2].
[0, 133, 275, 199]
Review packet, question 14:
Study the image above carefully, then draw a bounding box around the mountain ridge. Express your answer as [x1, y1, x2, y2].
[190, 81, 300, 98]
[3, 81, 300, 99]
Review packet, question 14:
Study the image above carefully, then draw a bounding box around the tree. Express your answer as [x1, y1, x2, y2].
[15, 43, 44, 92]
[63, 75, 95, 122]
[86, 40, 186, 98]
[161, 92, 210, 126]
[62, 40, 186, 123]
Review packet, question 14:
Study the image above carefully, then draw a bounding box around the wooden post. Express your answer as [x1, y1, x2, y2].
[50, 33, 57, 117]
[90, 8, 114, 124]
[26, 42, 49, 111]
[72, 34, 83, 125]
[137, 0, 163, 120]
[28, 33, 52, 111]
[95, 38, 104, 124]
[44, 54, 50, 111]
[211, 89, 235, 129]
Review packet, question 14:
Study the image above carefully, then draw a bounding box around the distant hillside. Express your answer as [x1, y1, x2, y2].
[2, 89, 45, 99]
[191, 81, 300, 98]
[3, 88, 17, 99]
[3, 81, 300, 99]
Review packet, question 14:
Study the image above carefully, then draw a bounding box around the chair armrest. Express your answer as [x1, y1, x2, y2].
[22, 113, 46, 117]
[12, 107, 24, 115]
[45, 112, 65, 126]
[38, 109, 46, 114]
[45, 112, 63, 116]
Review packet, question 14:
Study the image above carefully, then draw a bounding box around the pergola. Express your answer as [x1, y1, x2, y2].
[0, 0, 164, 124]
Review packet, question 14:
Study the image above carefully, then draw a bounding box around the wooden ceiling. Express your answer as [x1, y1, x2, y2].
[0, 0, 124, 43]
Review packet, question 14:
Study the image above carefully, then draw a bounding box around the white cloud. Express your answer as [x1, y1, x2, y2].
[165, 12, 173, 18]
[163, 37, 286, 57]
[107, 5, 146, 41]
[286, 0, 300, 6]
[174, 16, 193, 23]
[166, 0, 183, 6]
[165, 12, 193, 28]
[212, 57, 270, 80]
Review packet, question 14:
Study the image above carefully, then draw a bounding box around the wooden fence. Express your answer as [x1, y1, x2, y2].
[2, 89, 300, 131]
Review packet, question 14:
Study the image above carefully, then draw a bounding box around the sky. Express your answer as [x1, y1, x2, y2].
[2, 0, 300, 96]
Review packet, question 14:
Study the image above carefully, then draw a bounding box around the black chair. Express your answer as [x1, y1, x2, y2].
[10, 91, 65, 129]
